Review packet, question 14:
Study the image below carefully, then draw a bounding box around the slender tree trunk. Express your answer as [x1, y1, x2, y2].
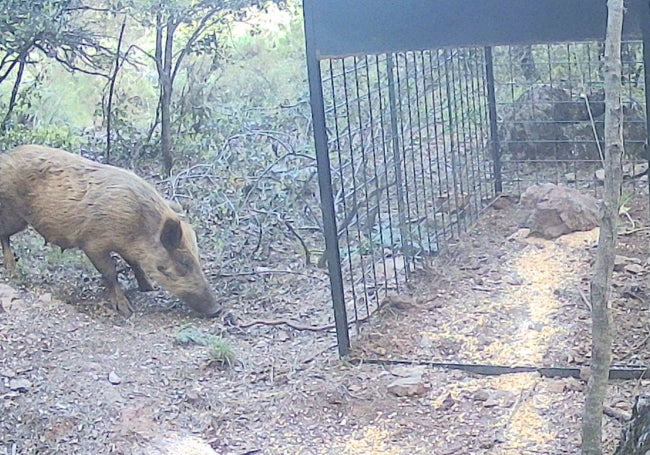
[160, 18, 175, 175]
[154, 5, 175, 176]
[581, 0, 624, 453]
[1, 59, 25, 133]
[105, 17, 127, 164]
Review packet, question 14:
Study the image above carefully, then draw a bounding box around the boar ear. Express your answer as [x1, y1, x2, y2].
[160, 218, 183, 251]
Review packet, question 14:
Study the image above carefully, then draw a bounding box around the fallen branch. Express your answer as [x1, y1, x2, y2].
[217, 269, 325, 281]
[238, 295, 404, 332]
[237, 317, 337, 332]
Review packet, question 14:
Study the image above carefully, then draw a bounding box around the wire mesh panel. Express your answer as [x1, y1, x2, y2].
[493, 41, 647, 194]
[320, 49, 496, 333]
[304, 0, 650, 359]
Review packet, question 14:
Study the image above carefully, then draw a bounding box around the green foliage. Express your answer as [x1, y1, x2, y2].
[173, 323, 235, 367]
[207, 337, 236, 367]
[45, 248, 93, 272]
[167, 2, 307, 158]
[173, 323, 216, 345]
[0, 124, 80, 152]
[0, 0, 113, 77]
[7, 230, 92, 285]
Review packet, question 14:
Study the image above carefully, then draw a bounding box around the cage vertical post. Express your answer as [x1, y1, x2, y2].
[639, 0, 650, 202]
[303, 0, 350, 356]
[386, 56, 411, 277]
[484, 46, 503, 193]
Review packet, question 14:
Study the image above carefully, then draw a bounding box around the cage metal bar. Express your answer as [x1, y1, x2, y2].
[386, 55, 408, 287]
[362, 55, 386, 308]
[303, 4, 350, 356]
[484, 46, 503, 193]
[335, 58, 362, 327]
[413, 51, 435, 255]
[420, 51, 443, 252]
[642, 2, 650, 201]
[396, 52, 419, 271]
[350, 56, 374, 319]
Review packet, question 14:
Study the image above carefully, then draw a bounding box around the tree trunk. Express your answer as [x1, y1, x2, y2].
[155, 5, 175, 176]
[1, 59, 25, 133]
[160, 17, 175, 176]
[615, 396, 650, 454]
[105, 18, 127, 164]
[581, 1, 624, 454]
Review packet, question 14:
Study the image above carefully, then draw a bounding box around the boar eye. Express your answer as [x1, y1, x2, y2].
[180, 256, 193, 270]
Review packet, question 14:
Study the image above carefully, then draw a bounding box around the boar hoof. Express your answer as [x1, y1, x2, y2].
[114, 295, 134, 318]
[203, 304, 223, 318]
[137, 282, 154, 292]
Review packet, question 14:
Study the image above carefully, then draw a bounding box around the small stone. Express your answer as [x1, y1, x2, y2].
[547, 381, 566, 393]
[623, 162, 648, 176]
[507, 228, 531, 240]
[492, 196, 513, 210]
[390, 365, 426, 378]
[500, 392, 517, 408]
[624, 263, 645, 275]
[108, 371, 122, 385]
[383, 294, 416, 310]
[0, 283, 25, 312]
[418, 336, 433, 349]
[473, 389, 490, 402]
[0, 369, 16, 379]
[613, 400, 632, 412]
[615, 255, 636, 272]
[595, 169, 605, 181]
[387, 376, 429, 397]
[479, 440, 496, 449]
[438, 393, 455, 411]
[185, 390, 201, 404]
[8, 378, 32, 392]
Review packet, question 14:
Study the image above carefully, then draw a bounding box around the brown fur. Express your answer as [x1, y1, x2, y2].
[0, 144, 221, 317]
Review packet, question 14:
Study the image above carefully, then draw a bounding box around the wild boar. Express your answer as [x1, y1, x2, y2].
[0, 144, 221, 318]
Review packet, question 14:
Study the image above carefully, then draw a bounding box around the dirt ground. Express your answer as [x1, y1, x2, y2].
[2, 178, 650, 454]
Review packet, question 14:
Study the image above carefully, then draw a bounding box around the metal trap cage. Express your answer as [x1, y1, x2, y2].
[303, 0, 650, 357]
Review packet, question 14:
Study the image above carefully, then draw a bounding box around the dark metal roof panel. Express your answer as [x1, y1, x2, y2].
[304, 0, 641, 58]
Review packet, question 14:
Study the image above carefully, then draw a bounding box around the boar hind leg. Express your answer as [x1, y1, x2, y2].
[1, 236, 15, 273]
[84, 250, 134, 318]
[123, 256, 154, 292]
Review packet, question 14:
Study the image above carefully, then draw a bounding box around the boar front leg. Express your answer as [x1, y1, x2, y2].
[84, 249, 134, 318]
[1, 236, 15, 273]
[123, 256, 154, 292]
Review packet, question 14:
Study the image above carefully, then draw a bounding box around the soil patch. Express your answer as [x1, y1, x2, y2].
[2, 178, 650, 454]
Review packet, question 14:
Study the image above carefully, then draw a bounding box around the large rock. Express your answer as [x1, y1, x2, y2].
[499, 84, 646, 159]
[519, 183, 600, 239]
[499, 85, 605, 159]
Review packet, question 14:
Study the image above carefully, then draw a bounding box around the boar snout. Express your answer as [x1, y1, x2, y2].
[177, 287, 222, 317]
